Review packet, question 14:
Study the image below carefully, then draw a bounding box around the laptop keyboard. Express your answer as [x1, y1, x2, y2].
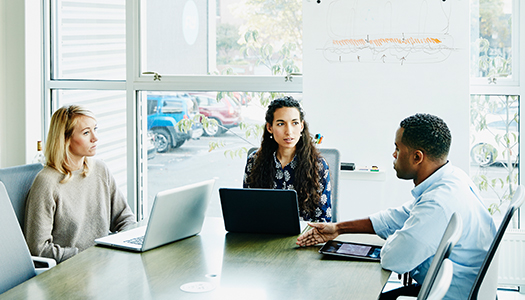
[124, 236, 144, 245]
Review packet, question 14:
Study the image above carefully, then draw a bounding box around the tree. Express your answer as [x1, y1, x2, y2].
[471, 0, 512, 78]
[470, 95, 519, 215]
[216, 23, 242, 65]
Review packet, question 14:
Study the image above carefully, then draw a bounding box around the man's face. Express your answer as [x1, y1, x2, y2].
[392, 127, 417, 180]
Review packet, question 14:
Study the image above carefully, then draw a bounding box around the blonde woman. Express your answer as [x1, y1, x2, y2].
[25, 105, 136, 263]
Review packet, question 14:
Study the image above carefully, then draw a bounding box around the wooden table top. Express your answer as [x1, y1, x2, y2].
[1, 217, 390, 299]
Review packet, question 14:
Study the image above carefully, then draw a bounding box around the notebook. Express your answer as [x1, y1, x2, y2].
[95, 179, 215, 252]
[219, 188, 305, 235]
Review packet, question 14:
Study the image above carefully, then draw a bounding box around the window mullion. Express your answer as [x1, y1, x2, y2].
[133, 76, 303, 93]
[127, 0, 140, 220]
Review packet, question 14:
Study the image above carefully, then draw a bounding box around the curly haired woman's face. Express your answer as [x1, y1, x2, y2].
[267, 107, 304, 150]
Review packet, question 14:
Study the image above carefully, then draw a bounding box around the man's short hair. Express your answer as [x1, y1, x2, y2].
[400, 113, 451, 160]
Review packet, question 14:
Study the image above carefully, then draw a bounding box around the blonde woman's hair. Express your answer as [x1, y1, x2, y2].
[45, 105, 97, 183]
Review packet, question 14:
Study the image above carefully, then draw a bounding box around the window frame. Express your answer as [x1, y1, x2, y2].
[41, 0, 523, 226]
[43, 0, 303, 220]
[469, 0, 523, 227]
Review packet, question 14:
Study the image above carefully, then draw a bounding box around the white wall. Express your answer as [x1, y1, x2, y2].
[0, 0, 26, 168]
[303, 0, 470, 221]
[24, 0, 43, 164]
[0, 0, 42, 168]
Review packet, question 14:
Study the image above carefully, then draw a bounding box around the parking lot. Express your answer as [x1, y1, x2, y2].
[145, 104, 264, 218]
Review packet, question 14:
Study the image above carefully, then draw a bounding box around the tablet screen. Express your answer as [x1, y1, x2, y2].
[319, 240, 381, 261]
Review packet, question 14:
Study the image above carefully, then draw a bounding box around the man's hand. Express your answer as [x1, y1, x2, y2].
[296, 222, 339, 246]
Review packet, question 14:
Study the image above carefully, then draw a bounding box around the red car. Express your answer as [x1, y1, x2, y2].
[190, 93, 242, 137]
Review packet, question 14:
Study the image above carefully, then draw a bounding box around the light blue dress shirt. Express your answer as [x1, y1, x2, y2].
[369, 162, 496, 300]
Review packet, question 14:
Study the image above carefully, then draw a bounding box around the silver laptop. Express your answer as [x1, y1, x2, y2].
[95, 179, 215, 252]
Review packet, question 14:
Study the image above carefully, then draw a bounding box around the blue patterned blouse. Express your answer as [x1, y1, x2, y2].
[243, 151, 332, 222]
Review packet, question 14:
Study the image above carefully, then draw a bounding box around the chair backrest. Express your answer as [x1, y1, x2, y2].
[468, 185, 525, 300]
[0, 163, 43, 230]
[426, 258, 454, 300]
[0, 182, 37, 294]
[246, 147, 340, 222]
[317, 148, 340, 222]
[417, 213, 463, 300]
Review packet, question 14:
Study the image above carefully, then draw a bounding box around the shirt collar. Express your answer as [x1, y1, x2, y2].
[411, 161, 451, 198]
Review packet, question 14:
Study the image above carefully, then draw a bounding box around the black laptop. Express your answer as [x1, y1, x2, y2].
[219, 188, 305, 235]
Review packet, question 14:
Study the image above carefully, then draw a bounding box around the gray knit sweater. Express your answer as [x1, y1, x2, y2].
[24, 159, 136, 263]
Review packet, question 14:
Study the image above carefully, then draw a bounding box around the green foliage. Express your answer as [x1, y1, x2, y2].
[248, 91, 287, 107]
[213, 0, 302, 76]
[239, 122, 264, 140]
[474, 37, 512, 78]
[240, 29, 301, 76]
[470, 95, 519, 215]
[205, 0, 303, 156]
[224, 147, 250, 159]
[217, 23, 243, 65]
[471, 0, 512, 78]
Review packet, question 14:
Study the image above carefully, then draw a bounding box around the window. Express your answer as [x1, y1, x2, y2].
[470, 0, 516, 85]
[52, 90, 128, 196]
[45, 0, 522, 226]
[51, 0, 126, 80]
[469, 95, 519, 220]
[142, 91, 302, 217]
[140, 0, 302, 76]
[45, 0, 303, 220]
[469, 0, 521, 227]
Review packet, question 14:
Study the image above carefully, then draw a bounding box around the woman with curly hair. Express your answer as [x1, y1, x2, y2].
[243, 96, 332, 222]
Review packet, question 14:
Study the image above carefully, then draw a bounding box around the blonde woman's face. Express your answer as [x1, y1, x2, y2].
[68, 116, 98, 160]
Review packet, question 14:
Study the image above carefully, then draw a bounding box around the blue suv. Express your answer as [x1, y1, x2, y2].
[147, 93, 203, 152]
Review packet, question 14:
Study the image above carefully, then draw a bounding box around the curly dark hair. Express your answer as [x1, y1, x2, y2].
[400, 113, 451, 161]
[247, 96, 323, 216]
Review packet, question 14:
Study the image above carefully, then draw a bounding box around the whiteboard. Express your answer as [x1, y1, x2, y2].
[302, 0, 470, 219]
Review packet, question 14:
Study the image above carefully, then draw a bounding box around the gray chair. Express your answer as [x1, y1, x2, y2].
[247, 147, 340, 222]
[468, 185, 525, 300]
[0, 163, 43, 230]
[317, 148, 340, 222]
[0, 182, 55, 294]
[397, 212, 462, 300]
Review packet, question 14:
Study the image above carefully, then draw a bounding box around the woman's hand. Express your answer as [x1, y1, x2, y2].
[296, 222, 339, 246]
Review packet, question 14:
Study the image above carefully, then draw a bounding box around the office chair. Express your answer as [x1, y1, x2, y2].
[468, 185, 525, 300]
[0, 163, 43, 230]
[246, 147, 340, 222]
[0, 182, 55, 294]
[425, 259, 454, 300]
[397, 213, 462, 300]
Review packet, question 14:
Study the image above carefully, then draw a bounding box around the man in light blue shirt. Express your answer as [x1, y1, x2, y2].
[297, 113, 496, 300]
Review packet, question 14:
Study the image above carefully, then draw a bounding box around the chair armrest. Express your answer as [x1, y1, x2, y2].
[31, 256, 57, 275]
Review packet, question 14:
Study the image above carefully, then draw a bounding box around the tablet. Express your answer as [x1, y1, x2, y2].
[319, 240, 381, 261]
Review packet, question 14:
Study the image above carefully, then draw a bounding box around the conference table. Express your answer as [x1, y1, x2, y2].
[1, 218, 391, 299]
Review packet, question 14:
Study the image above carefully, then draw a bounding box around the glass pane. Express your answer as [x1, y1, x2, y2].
[52, 0, 126, 80]
[143, 91, 302, 217]
[469, 95, 519, 226]
[53, 90, 128, 197]
[140, 0, 302, 76]
[470, 0, 513, 80]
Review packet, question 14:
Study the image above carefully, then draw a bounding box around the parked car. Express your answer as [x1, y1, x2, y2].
[190, 92, 242, 137]
[147, 93, 203, 152]
[470, 115, 519, 167]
